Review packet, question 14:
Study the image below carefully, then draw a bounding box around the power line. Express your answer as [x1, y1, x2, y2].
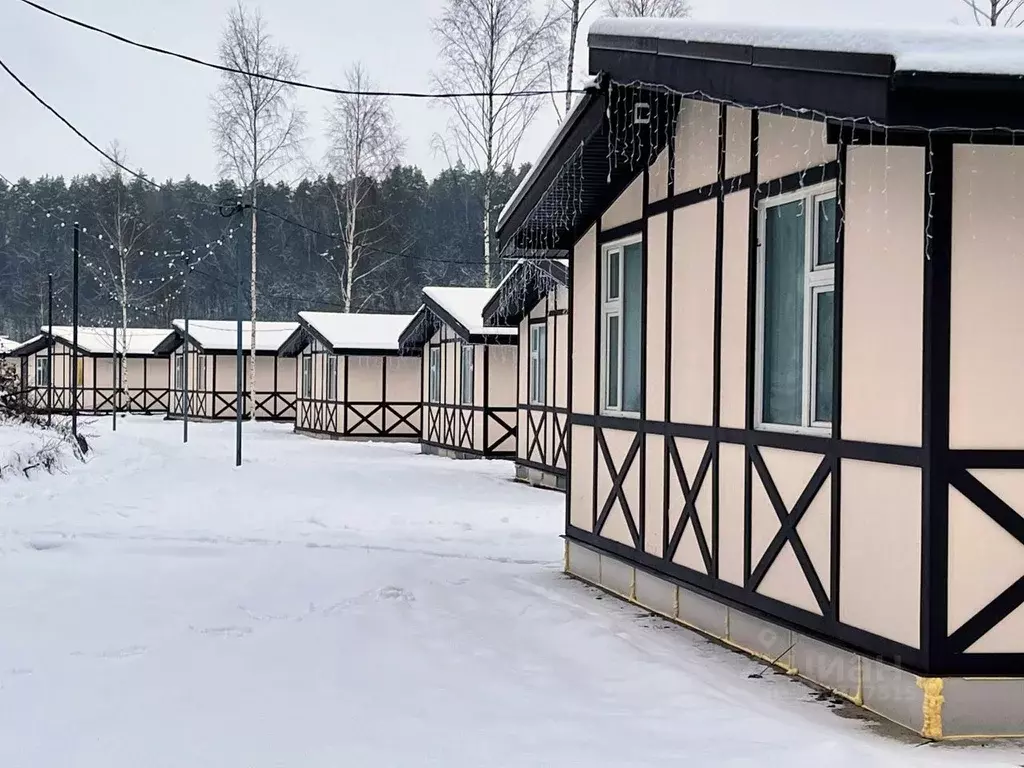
[0, 55, 511, 269]
[16, 0, 581, 100]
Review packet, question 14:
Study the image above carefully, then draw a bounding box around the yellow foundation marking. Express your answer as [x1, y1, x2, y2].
[917, 677, 944, 740]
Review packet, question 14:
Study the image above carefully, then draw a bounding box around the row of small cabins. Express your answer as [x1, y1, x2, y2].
[5, 258, 568, 489]
[7, 17, 1024, 739]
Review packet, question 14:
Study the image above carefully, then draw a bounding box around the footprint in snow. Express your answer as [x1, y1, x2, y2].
[377, 586, 415, 603]
[191, 625, 253, 639]
[71, 645, 147, 660]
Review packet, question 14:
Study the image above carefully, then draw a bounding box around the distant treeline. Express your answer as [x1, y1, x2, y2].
[0, 163, 528, 340]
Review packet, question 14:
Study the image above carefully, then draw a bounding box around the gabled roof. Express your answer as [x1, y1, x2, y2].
[482, 259, 569, 327]
[399, 286, 519, 350]
[156, 320, 299, 355]
[280, 312, 418, 357]
[9, 327, 174, 357]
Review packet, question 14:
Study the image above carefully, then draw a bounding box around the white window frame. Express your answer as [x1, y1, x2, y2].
[34, 356, 49, 387]
[600, 235, 642, 417]
[460, 344, 474, 406]
[326, 355, 338, 400]
[754, 181, 836, 435]
[301, 353, 312, 399]
[195, 356, 207, 391]
[173, 353, 183, 390]
[428, 346, 441, 403]
[529, 322, 547, 405]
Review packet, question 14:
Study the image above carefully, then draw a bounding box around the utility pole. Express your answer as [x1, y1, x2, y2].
[111, 320, 118, 431]
[235, 230, 244, 466]
[71, 223, 80, 439]
[46, 273, 53, 427]
[183, 254, 190, 444]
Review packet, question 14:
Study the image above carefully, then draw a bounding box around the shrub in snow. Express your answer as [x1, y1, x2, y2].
[0, 365, 88, 480]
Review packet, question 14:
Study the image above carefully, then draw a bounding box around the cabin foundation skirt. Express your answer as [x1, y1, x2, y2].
[420, 442, 481, 461]
[514, 462, 566, 492]
[565, 537, 1024, 740]
[294, 427, 416, 443]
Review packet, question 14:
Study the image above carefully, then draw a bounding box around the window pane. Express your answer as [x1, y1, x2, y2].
[622, 241, 643, 413]
[762, 200, 805, 426]
[607, 250, 620, 300]
[605, 314, 619, 409]
[814, 290, 835, 423]
[816, 197, 836, 266]
[535, 326, 547, 403]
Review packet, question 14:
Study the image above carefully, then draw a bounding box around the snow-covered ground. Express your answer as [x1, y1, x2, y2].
[0, 418, 1020, 767]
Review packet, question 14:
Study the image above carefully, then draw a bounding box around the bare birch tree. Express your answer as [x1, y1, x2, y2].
[92, 142, 153, 409]
[605, 0, 690, 17]
[963, 0, 1024, 25]
[324, 64, 404, 312]
[547, 0, 600, 118]
[432, 0, 560, 287]
[211, 0, 305, 415]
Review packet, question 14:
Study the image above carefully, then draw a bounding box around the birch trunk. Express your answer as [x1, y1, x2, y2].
[248, 183, 258, 419]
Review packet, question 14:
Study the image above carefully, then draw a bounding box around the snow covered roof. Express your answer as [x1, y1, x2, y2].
[589, 19, 1024, 77]
[26, 326, 174, 356]
[298, 311, 415, 353]
[0, 336, 19, 354]
[172, 320, 299, 353]
[423, 287, 518, 339]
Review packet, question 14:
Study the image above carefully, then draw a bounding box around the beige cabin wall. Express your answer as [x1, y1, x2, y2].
[347, 356, 384, 402]
[487, 345, 517, 408]
[601, 175, 643, 230]
[758, 113, 835, 182]
[720, 192, 750, 430]
[553, 286, 569, 411]
[840, 460, 921, 649]
[595, 427, 641, 548]
[725, 106, 752, 178]
[572, 227, 597, 414]
[950, 144, 1024, 450]
[669, 199, 716, 426]
[842, 145, 925, 447]
[674, 98, 719, 193]
[645, 213, 668, 418]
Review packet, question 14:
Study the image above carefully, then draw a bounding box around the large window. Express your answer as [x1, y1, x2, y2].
[601, 238, 643, 415]
[173, 354, 183, 389]
[34, 356, 49, 387]
[757, 184, 836, 432]
[301, 354, 312, 399]
[460, 345, 474, 406]
[326, 355, 338, 400]
[428, 346, 440, 403]
[529, 323, 547, 405]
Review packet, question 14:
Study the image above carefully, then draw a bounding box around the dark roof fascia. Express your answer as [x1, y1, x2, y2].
[278, 324, 313, 358]
[203, 348, 282, 357]
[397, 306, 439, 352]
[496, 87, 607, 242]
[482, 259, 569, 327]
[590, 32, 1024, 132]
[588, 39, 892, 126]
[9, 336, 50, 357]
[467, 332, 518, 346]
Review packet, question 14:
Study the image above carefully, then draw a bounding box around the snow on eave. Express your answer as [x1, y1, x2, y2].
[297, 311, 415, 353]
[497, 77, 602, 233]
[36, 326, 173, 356]
[588, 18, 1024, 77]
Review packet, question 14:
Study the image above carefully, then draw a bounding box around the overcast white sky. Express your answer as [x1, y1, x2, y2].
[0, 0, 972, 185]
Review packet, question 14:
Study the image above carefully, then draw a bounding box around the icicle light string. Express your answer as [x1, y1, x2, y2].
[506, 78, 1024, 269]
[0, 174, 241, 264]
